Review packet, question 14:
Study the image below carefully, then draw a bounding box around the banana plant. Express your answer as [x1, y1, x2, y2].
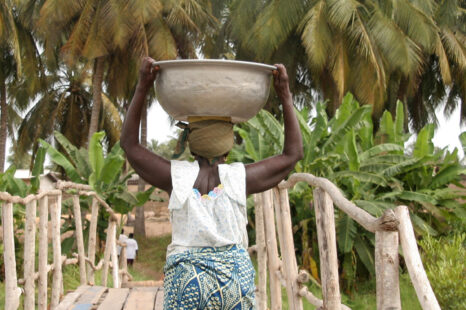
[233, 93, 466, 291]
[39, 131, 154, 214]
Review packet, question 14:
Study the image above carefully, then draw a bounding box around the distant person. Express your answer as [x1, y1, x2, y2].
[117, 229, 128, 257]
[125, 233, 138, 266]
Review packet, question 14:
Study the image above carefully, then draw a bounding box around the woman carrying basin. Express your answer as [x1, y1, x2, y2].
[120, 56, 303, 309]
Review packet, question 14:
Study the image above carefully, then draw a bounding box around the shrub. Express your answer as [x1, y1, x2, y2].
[419, 233, 466, 310]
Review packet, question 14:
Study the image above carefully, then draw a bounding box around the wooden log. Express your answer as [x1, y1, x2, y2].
[2, 202, 21, 310]
[395, 206, 441, 310]
[24, 200, 37, 310]
[56, 180, 92, 191]
[314, 188, 341, 310]
[253, 193, 268, 310]
[97, 288, 130, 310]
[72, 195, 87, 285]
[123, 287, 158, 310]
[54, 285, 90, 310]
[154, 288, 164, 310]
[38, 196, 49, 310]
[102, 221, 116, 287]
[261, 190, 282, 309]
[71, 285, 108, 310]
[78, 191, 118, 221]
[121, 280, 161, 288]
[119, 246, 129, 286]
[279, 174, 398, 233]
[110, 221, 120, 288]
[375, 230, 401, 310]
[277, 188, 303, 310]
[0, 189, 61, 205]
[50, 194, 63, 309]
[272, 188, 284, 251]
[298, 287, 352, 310]
[87, 198, 99, 284]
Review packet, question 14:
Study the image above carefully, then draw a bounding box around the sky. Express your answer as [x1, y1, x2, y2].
[5, 100, 465, 171]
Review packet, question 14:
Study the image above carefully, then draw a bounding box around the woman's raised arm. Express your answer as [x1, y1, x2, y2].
[245, 64, 303, 195]
[120, 57, 172, 194]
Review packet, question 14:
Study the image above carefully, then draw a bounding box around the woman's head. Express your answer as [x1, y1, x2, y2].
[188, 119, 234, 159]
[173, 119, 234, 163]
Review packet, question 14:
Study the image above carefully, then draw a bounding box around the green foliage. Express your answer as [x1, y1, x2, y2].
[419, 234, 466, 310]
[233, 93, 466, 292]
[40, 131, 153, 215]
[39, 131, 154, 255]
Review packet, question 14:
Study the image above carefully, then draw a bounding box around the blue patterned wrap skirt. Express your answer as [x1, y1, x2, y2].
[163, 245, 256, 309]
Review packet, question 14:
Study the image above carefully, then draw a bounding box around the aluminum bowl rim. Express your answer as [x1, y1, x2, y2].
[152, 59, 277, 71]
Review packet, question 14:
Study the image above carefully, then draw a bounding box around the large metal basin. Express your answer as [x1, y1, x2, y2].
[153, 59, 276, 123]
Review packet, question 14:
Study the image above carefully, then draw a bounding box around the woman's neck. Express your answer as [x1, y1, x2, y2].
[193, 155, 226, 194]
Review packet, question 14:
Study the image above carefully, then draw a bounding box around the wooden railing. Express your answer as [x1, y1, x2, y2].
[0, 181, 132, 310]
[1, 174, 441, 310]
[250, 173, 441, 310]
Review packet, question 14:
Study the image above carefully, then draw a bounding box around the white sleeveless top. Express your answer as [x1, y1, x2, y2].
[166, 160, 249, 257]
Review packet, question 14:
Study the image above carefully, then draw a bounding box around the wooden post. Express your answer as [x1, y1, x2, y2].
[38, 196, 49, 310]
[277, 188, 303, 310]
[87, 198, 99, 284]
[2, 202, 21, 310]
[102, 220, 116, 287]
[253, 193, 268, 310]
[72, 195, 87, 285]
[120, 245, 129, 286]
[262, 190, 282, 309]
[50, 194, 63, 309]
[375, 231, 401, 310]
[24, 200, 37, 310]
[314, 188, 341, 310]
[395, 206, 441, 310]
[110, 221, 120, 288]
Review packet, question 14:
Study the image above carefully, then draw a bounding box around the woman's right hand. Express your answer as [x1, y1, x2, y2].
[138, 57, 159, 89]
[272, 64, 292, 102]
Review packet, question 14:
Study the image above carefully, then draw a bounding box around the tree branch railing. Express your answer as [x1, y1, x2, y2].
[250, 173, 440, 310]
[1, 173, 442, 310]
[0, 181, 133, 310]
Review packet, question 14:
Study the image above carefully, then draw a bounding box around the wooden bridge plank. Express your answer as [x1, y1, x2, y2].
[154, 288, 164, 310]
[55, 285, 90, 310]
[123, 287, 158, 310]
[70, 286, 107, 310]
[97, 288, 130, 310]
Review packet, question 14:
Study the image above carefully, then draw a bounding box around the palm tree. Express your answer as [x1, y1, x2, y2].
[226, 0, 465, 131]
[37, 0, 139, 144]
[15, 64, 122, 166]
[0, 0, 43, 172]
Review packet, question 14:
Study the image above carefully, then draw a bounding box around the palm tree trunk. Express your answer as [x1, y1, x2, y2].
[134, 103, 147, 237]
[320, 69, 340, 117]
[0, 80, 7, 172]
[88, 57, 105, 144]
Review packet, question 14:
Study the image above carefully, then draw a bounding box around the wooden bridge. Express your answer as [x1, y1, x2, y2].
[1, 174, 441, 309]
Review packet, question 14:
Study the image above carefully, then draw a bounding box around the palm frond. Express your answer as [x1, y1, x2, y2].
[61, 0, 98, 63]
[0, 1, 22, 74]
[100, 0, 133, 50]
[393, 0, 438, 51]
[441, 28, 466, 71]
[243, 0, 307, 61]
[369, 7, 423, 75]
[147, 17, 178, 60]
[299, 0, 332, 72]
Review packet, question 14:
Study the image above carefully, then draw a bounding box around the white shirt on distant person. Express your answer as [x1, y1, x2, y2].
[125, 238, 138, 259]
[118, 233, 128, 255]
